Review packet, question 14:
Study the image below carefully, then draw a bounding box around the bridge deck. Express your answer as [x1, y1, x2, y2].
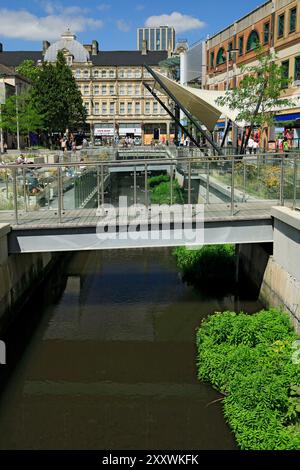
[0, 202, 274, 230]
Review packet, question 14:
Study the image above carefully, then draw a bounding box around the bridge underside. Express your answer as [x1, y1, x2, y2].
[8, 216, 273, 253]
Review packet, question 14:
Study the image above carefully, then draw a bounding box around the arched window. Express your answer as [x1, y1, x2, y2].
[216, 48, 225, 65]
[246, 30, 260, 52]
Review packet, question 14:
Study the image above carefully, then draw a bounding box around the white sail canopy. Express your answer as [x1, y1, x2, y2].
[154, 71, 243, 131]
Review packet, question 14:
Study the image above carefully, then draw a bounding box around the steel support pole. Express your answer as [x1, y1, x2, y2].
[144, 163, 148, 207]
[22, 167, 28, 212]
[231, 157, 235, 216]
[97, 165, 100, 208]
[280, 156, 285, 206]
[57, 167, 62, 223]
[13, 168, 18, 224]
[101, 164, 104, 206]
[243, 159, 246, 203]
[142, 82, 199, 148]
[170, 164, 173, 204]
[188, 160, 191, 204]
[206, 161, 210, 204]
[292, 156, 297, 210]
[133, 165, 137, 205]
[143, 64, 222, 155]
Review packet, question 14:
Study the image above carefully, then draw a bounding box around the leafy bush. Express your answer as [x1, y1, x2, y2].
[148, 174, 171, 188]
[149, 177, 184, 204]
[173, 245, 235, 293]
[197, 308, 300, 449]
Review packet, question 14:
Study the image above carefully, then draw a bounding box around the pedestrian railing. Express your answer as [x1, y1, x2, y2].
[0, 152, 299, 225]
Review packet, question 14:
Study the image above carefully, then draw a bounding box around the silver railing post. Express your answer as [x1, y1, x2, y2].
[292, 155, 297, 210]
[188, 160, 191, 204]
[206, 161, 210, 204]
[22, 167, 28, 212]
[243, 159, 246, 203]
[144, 162, 148, 207]
[12, 167, 18, 225]
[280, 155, 284, 206]
[97, 165, 100, 208]
[101, 164, 104, 206]
[170, 163, 173, 205]
[231, 157, 235, 216]
[57, 166, 62, 223]
[133, 165, 137, 205]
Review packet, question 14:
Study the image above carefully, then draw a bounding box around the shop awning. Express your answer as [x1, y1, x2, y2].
[154, 71, 243, 132]
[274, 112, 300, 122]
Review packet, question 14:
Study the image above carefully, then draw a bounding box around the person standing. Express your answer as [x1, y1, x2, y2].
[252, 140, 259, 154]
[283, 137, 289, 157]
[247, 136, 254, 154]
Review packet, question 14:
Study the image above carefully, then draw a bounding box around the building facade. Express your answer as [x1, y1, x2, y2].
[0, 31, 173, 145]
[137, 26, 175, 52]
[205, 0, 300, 147]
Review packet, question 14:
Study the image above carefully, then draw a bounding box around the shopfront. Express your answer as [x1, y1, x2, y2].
[94, 123, 115, 145]
[274, 113, 300, 149]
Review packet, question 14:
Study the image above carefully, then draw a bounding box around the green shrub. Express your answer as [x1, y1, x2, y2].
[173, 245, 235, 292]
[149, 178, 184, 204]
[148, 174, 170, 188]
[197, 308, 300, 449]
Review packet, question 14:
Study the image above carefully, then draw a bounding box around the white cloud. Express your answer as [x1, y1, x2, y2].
[38, 1, 90, 15]
[145, 12, 205, 33]
[136, 4, 145, 11]
[0, 8, 103, 41]
[117, 20, 130, 33]
[97, 3, 111, 11]
[62, 6, 91, 15]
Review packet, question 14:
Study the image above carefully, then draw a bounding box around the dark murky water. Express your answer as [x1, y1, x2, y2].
[0, 248, 262, 449]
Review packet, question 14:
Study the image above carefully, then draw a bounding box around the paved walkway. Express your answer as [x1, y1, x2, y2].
[0, 201, 275, 230]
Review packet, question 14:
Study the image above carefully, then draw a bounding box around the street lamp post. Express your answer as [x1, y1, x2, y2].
[0, 78, 5, 154]
[15, 82, 20, 151]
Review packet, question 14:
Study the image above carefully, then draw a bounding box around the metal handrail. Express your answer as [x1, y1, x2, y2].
[1, 152, 299, 225]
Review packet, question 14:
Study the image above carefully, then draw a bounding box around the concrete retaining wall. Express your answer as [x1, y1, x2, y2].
[0, 223, 55, 335]
[240, 207, 300, 335]
[260, 256, 300, 334]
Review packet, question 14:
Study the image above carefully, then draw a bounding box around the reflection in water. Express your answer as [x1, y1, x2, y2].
[0, 249, 262, 449]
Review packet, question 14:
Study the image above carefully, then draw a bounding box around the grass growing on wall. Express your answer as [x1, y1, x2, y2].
[197, 308, 300, 450]
[173, 245, 236, 292]
[148, 174, 184, 204]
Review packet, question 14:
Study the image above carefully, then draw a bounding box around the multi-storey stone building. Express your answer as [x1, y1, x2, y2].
[205, 0, 300, 146]
[0, 31, 173, 145]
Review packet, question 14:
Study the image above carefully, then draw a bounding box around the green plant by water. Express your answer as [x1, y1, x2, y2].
[173, 245, 236, 293]
[197, 308, 300, 449]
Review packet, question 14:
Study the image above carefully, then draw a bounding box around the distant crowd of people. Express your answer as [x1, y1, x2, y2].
[276, 129, 293, 154]
[60, 133, 88, 152]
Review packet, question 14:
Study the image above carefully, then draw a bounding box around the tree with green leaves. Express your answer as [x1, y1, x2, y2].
[216, 47, 295, 153]
[17, 52, 87, 135]
[0, 90, 44, 143]
[16, 60, 40, 83]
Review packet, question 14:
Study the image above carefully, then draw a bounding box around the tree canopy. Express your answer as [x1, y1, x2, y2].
[0, 89, 43, 136]
[216, 47, 295, 129]
[16, 51, 87, 134]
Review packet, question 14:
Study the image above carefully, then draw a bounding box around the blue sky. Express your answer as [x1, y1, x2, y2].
[0, 0, 266, 51]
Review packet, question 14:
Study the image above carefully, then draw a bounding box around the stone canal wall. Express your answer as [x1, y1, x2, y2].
[240, 207, 300, 335]
[0, 223, 55, 336]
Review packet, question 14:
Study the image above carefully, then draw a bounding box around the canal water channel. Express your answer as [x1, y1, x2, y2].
[0, 247, 263, 449]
